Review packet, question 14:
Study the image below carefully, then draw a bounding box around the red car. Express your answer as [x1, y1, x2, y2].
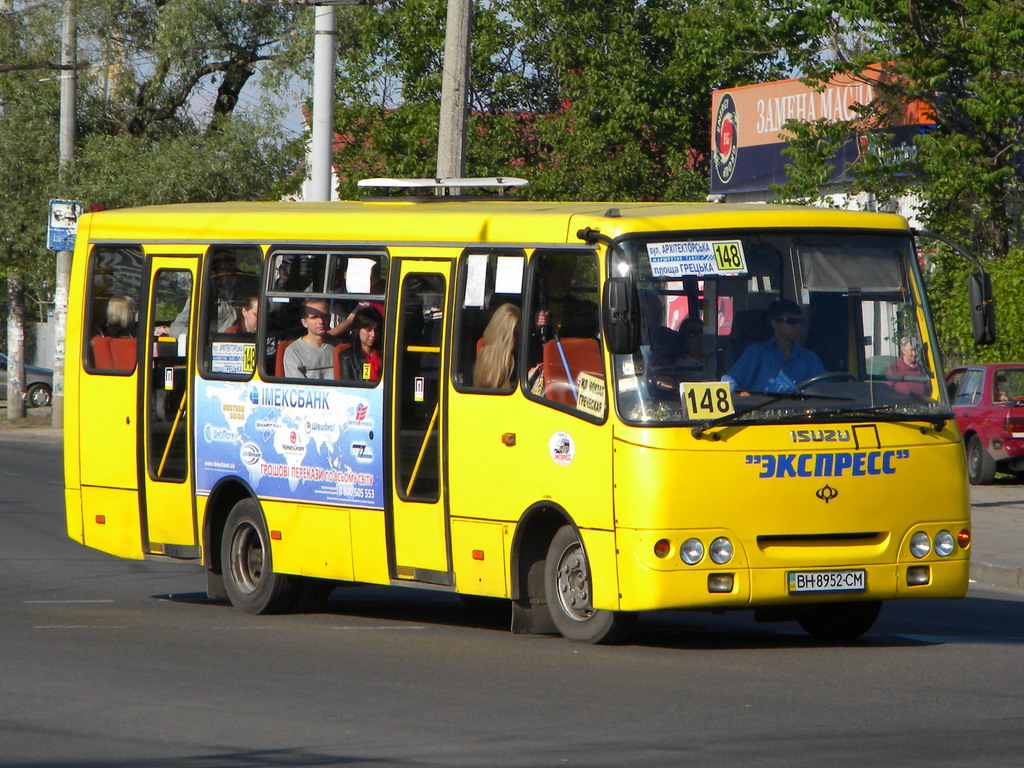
[946, 364, 1024, 484]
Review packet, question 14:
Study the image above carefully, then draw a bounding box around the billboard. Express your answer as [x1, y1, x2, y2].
[711, 69, 934, 195]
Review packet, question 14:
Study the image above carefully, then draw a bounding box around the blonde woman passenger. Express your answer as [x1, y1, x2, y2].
[104, 295, 137, 338]
[473, 303, 521, 389]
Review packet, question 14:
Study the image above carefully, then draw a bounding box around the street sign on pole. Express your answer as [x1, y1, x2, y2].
[47, 199, 83, 252]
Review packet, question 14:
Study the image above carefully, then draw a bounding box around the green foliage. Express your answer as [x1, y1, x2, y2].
[330, 0, 796, 202]
[927, 248, 1024, 366]
[771, 0, 1024, 362]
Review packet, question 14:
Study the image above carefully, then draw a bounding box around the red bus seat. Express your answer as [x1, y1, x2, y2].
[90, 336, 137, 372]
[274, 339, 294, 377]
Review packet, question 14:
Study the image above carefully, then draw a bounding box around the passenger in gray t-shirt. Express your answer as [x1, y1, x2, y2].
[283, 298, 336, 379]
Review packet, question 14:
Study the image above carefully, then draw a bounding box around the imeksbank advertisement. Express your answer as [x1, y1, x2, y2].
[194, 379, 383, 509]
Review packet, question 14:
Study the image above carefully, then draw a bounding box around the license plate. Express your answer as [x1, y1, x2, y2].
[787, 569, 866, 593]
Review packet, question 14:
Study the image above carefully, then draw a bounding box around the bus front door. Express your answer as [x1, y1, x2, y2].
[142, 257, 199, 558]
[389, 262, 452, 584]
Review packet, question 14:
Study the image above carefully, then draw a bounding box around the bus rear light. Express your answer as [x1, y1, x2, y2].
[910, 532, 931, 558]
[680, 538, 704, 565]
[708, 573, 734, 593]
[933, 530, 955, 557]
[958, 529, 971, 548]
[653, 539, 671, 559]
[907, 565, 930, 585]
[709, 537, 734, 564]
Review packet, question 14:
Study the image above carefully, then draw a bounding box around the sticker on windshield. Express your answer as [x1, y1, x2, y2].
[681, 382, 735, 419]
[647, 240, 747, 277]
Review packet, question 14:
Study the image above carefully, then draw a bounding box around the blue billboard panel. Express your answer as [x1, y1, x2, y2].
[195, 379, 384, 509]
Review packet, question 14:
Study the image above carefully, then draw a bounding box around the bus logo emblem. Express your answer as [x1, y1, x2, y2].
[816, 484, 839, 504]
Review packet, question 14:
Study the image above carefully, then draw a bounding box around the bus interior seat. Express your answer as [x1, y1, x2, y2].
[90, 336, 137, 372]
[723, 308, 767, 368]
[274, 339, 294, 377]
[542, 338, 602, 406]
[331, 342, 353, 379]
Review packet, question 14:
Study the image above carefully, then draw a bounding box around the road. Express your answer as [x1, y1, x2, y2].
[2, 435, 1024, 767]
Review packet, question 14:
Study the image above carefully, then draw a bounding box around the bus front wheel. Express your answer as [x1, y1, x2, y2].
[544, 525, 632, 644]
[222, 499, 296, 614]
[796, 601, 881, 642]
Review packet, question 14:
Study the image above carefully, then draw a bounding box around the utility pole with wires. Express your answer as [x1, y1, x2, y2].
[51, 0, 76, 426]
[436, 0, 472, 185]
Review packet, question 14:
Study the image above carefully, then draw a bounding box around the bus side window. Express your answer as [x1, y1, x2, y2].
[84, 246, 144, 373]
[525, 250, 605, 417]
[454, 250, 525, 392]
[199, 245, 263, 379]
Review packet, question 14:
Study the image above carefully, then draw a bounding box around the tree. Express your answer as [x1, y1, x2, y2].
[0, 2, 61, 419]
[328, 0, 803, 202]
[769, 0, 1024, 361]
[1, 0, 308, 417]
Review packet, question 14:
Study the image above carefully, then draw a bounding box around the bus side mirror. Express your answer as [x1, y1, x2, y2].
[969, 271, 996, 345]
[602, 277, 640, 354]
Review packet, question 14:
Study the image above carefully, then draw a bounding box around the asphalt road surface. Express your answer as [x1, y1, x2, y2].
[3, 436, 1024, 767]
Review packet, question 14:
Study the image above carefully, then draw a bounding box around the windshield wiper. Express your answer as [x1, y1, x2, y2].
[813, 404, 951, 430]
[691, 391, 852, 439]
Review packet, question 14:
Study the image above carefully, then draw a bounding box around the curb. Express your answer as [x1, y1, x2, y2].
[970, 560, 1024, 592]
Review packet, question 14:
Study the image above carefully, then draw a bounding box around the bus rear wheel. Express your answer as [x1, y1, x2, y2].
[222, 499, 296, 614]
[796, 601, 881, 642]
[544, 525, 632, 644]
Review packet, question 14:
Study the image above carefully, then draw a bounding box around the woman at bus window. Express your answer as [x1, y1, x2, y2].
[103, 295, 136, 338]
[473, 303, 520, 390]
[886, 336, 929, 396]
[339, 306, 384, 383]
[224, 296, 259, 338]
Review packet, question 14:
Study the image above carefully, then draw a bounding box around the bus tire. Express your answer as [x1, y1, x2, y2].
[221, 499, 295, 614]
[797, 601, 881, 642]
[544, 525, 632, 644]
[966, 435, 996, 485]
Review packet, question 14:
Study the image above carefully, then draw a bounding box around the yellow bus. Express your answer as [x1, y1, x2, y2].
[64, 181, 990, 643]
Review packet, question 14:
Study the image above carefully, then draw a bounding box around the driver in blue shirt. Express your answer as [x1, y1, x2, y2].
[723, 299, 824, 394]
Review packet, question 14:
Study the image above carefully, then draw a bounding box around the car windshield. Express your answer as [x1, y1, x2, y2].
[610, 230, 949, 426]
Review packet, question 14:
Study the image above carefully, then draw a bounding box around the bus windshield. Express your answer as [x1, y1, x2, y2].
[612, 230, 949, 426]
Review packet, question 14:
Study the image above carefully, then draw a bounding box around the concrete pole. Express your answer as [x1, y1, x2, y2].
[52, 0, 77, 426]
[436, 0, 471, 185]
[309, 4, 337, 202]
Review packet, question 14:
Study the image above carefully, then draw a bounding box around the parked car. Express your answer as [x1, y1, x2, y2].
[946, 363, 1024, 484]
[0, 352, 53, 408]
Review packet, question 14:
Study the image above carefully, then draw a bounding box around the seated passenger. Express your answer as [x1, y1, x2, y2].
[330, 262, 386, 340]
[338, 306, 383, 383]
[886, 336, 929, 396]
[283, 299, 337, 379]
[723, 299, 824, 394]
[224, 296, 258, 338]
[473, 303, 520, 389]
[103, 295, 136, 338]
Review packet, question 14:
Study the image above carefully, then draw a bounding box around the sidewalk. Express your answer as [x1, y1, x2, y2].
[3, 415, 1022, 590]
[968, 481, 1024, 591]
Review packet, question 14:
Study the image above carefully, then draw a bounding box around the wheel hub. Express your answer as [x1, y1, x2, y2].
[555, 544, 595, 622]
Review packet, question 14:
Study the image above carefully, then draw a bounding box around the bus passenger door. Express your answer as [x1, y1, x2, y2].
[389, 262, 452, 583]
[142, 258, 199, 557]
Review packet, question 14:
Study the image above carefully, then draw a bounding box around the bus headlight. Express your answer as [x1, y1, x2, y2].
[910, 531, 931, 558]
[934, 530, 955, 557]
[680, 538, 704, 565]
[709, 537, 734, 565]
